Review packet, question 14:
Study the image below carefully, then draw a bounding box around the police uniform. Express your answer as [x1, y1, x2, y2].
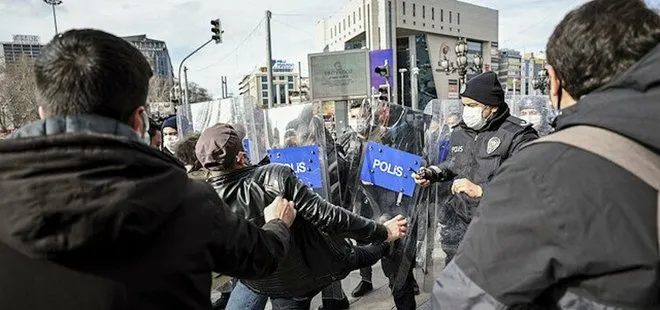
[425, 72, 539, 264]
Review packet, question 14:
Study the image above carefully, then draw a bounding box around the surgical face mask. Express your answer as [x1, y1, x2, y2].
[164, 135, 179, 153]
[349, 119, 368, 133]
[521, 115, 542, 129]
[462, 106, 487, 130]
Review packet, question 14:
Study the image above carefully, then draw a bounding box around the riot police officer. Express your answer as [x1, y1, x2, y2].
[413, 71, 538, 265]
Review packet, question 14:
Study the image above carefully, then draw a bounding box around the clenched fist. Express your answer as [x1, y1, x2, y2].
[264, 196, 297, 227]
[384, 215, 408, 242]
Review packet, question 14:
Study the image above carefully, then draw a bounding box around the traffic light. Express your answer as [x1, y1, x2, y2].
[374, 60, 390, 78]
[211, 19, 223, 44]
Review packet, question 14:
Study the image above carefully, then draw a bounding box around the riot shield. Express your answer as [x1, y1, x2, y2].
[509, 95, 553, 136]
[176, 98, 243, 138]
[249, 102, 332, 200]
[344, 101, 428, 292]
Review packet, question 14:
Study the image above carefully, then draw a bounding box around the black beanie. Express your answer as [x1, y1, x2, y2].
[460, 71, 505, 107]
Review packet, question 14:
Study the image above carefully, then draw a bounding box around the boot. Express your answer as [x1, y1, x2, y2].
[351, 280, 373, 298]
[318, 296, 350, 310]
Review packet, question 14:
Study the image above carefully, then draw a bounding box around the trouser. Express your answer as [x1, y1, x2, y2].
[320, 281, 346, 301]
[440, 221, 468, 267]
[381, 239, 417, 310]
[226, 244, 387, 310]
[357, 240, 373, 283]
[270, 297, 312, 310]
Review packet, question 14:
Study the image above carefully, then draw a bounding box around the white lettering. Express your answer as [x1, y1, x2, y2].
[372, 159, 404, 177]
[452, 146, 464, 153]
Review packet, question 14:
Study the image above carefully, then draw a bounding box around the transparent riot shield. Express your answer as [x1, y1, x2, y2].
[249, 102, 332, 200]
[344, 101, 427, 292]
[176, 98, 242, 138]
[509, 95, 553, 136]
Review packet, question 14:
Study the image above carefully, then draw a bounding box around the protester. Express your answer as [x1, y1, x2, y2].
[174, 133, 210, 180]
[196, 123, 408, 310]
[413, 71, 538, 265]
[0, 29, 297, 310]
[161, 116, 179, 155]
[148, 118, 162, 149]
[429, 0, 660, 308]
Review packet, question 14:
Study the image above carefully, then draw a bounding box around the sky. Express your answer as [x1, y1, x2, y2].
[0, 0, 658, 97]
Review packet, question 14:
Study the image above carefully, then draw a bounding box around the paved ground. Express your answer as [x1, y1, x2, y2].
[261, 245, 447, 310]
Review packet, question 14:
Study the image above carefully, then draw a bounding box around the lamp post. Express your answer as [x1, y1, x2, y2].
[531, 68, 549, 95]
[43, 0, 63, 35]
[398, 68, 408, 105]
[436, 37, 483, 93]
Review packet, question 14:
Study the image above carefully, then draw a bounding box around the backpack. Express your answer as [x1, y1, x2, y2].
[527, 125, 660, 253]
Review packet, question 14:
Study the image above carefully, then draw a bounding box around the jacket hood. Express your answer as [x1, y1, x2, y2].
[557, 43, 660, 152]
[0, 115, 190, 259]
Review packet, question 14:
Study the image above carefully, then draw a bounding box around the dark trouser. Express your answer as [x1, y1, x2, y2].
[320, 281, 346, 301]
[271, 297, 312, 310]
[382, 240, 417, 310]
[356, 241, 373, 283]
[344, 243, 388, 274]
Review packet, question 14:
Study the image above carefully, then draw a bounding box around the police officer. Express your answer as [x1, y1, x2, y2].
[517, 96, 552, 136]
[413, 71, 538, 265]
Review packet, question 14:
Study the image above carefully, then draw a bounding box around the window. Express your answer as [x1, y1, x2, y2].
[449, 11, 452, 23]
[343, 19, 346, 29]
[261, 76, 267, 83]
[288, 83, 294, 90]
[359, 7, 362, 20]
[458, 13, 461, 25]
[441, 9, 444, 22]
[422, 5, 425, 19]
[288, 76, 294, 82]
[412, 3, 416, 17]
[402, 2, 406, 15]
[353, 12, 356, 24]
[432, 7, 435, 20]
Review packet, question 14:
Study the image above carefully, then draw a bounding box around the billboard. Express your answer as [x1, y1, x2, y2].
[369, 49, 394, 94]
[308, 49, 370, 101]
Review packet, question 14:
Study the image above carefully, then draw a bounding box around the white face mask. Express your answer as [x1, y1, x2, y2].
[462, 106, 487, 130]
[349, 119, 368, 133]
[521, 115, 542, 129]
[164, 135, 179, 153]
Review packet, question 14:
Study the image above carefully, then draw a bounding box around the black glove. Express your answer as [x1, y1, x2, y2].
[417, 166, 450, 183]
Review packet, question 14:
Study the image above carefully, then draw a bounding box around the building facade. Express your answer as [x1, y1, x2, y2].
[122, 35, 174, 78]
[0, 35, 43, 66]
[521, 52, 546, 95]
[497, 48, 522, 95]
[239, 60, 301, 107]
[314, 0, 498, 110]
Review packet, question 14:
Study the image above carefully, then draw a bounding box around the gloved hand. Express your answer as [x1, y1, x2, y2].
[412, 166, 450, 187]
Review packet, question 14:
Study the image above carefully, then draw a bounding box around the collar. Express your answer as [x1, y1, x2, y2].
[8, 114, 142, 142]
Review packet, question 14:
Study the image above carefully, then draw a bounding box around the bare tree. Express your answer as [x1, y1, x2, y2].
[148, 76, 174, 103]
[0, 55, 39, 131]
[187, 82, 213, 103]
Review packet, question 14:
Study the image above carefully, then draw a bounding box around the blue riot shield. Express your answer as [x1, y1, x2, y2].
[343, 101, 427, 292]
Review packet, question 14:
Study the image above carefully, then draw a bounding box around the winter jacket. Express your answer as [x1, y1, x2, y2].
[428, 104, 538, 227]
[429, 44, 660, 309]
[0, 115, 291, 310]
[208, 163, 389, 298]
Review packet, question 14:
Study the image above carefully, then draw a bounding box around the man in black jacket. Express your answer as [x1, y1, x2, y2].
[428, 0, 660, 308]
[413, 71, 538, 265]
[197, 123, 408, 309]
[0, 29, 296, 310]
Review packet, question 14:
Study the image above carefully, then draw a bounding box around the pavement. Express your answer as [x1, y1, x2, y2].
[261, 244, 447, 310]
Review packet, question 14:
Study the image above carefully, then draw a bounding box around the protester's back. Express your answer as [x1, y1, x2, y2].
[0, 29, 292, 310]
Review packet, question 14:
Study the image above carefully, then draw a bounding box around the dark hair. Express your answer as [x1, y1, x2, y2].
[34, 29, 153, 123]
[175, 134, 203, 170]
[148, 118, 161, 137]
[547, 0, 660, 98]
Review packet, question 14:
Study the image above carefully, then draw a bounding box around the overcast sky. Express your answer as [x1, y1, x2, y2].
[0, 0, 658, 97]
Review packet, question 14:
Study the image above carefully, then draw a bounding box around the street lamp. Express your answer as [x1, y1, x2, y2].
[43, 0, 63, 35]
[398, 68, 408, 105]
[531, 68, 549, 95]
[436, 37, 483, 93]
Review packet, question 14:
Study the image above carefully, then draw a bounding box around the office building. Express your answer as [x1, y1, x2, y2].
[521, 52, 546, 95]
[497, 48, 522, 95]
[314, 0, 498, 109]
[122, 35, 174, 78]
[0, 35, 43, 66]
[239, 60, 301, 107]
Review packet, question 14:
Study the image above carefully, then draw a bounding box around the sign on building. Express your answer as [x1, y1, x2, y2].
[308, 49, 370, 101]
[369, 49, 394, 94]
[272, 59, 295, 72]
[12, 35, 40, 45]
[448, 79, 459, 99]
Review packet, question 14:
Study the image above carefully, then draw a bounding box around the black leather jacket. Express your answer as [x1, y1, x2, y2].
[209, 163, 388, 298]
